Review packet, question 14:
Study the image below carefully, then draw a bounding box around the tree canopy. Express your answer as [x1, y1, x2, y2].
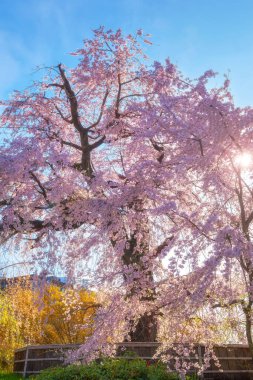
[1, 27, 253, 371]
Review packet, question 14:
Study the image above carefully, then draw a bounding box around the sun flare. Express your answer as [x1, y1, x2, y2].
[235, 152, 252, 167]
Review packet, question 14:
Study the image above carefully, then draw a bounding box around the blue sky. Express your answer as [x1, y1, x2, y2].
[1, 0, 253, 106]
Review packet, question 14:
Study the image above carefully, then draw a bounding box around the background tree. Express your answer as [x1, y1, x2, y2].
[0, 279, 42, 369]
[0, 290, 21, 369]
[0, 280, 96, 369]
[39, 284, 96, 344]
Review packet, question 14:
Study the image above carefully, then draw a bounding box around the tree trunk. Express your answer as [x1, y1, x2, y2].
[244, 305, 253, 359]
[122, 199, 157, 342]
[129, 313, 157, 342]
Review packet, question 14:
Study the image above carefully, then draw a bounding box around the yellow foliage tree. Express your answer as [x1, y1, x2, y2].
[0, 294, 20, 369]
[0, 279, 97, 369]
[39, 284, 96, 344]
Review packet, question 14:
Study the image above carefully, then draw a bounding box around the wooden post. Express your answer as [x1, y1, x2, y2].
[197, 345, 204, 380]
[22, 346, 29, 378]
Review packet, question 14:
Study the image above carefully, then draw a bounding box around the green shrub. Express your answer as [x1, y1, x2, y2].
[34, 358, 197, 380]
[0, 372, 23, 380]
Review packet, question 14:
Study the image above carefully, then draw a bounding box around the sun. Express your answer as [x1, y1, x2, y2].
[235, 152, 252, 168]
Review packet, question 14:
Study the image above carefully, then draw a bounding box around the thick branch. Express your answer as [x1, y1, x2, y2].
[0, 217, 85, 236]
[87, 89, 109, 130]
[90, 136, 106, 151]
[0, 199, 13, 207]
[57, 64, 84, 133]
[212, 299, 243, 309]
[46, 83, 64, 90]
[54, 104, 73, 124]
[235, 181, 247, 234]
[154, 236, 173, 258]
[29, 171, 49, 202]
[61, 140, 83, 151]
[246, 210, 253, 230]
[0, 261, 33, 271]
[192, 136, 204, 156]
[150, 139, 165, 163]
[115, 73, 122, 118]
[177, 212, 214, 241]
[119, 93, 147, 102]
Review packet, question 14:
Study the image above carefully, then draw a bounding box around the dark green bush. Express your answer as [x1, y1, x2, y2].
[0, 372, 23, 380]
[34, 358, 197, 380]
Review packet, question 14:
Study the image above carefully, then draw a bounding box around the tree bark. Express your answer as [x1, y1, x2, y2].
[122, 199, 157, 342]
[243, 305, 253, 359]
[129, 313, 157, 342]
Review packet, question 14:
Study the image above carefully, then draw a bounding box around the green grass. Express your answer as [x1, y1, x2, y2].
[0, 372, 23, 380]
